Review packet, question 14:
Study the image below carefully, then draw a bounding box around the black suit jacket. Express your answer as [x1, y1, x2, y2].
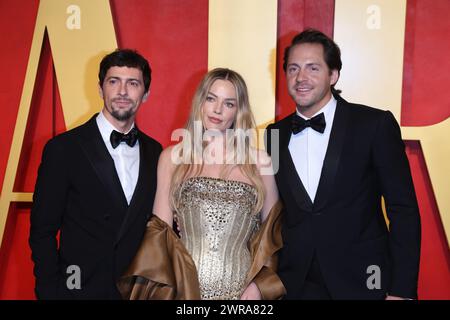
[266, 96, 421, 299]
[29, 115, 162, 299]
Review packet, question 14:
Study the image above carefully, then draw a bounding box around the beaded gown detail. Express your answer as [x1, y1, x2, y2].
[176, 177, 260, 300]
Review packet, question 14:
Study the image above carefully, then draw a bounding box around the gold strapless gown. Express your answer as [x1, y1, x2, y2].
[176, 176, 260, 300]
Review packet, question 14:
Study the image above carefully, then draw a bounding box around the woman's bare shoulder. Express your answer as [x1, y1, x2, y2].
[158, 144, 179, 173]
[251, 148, 272, 169]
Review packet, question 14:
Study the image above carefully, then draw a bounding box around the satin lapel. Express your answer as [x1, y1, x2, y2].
[313, 100, 350, 211]
[77, 115, 128, 211]
[115, 132, 153, 245]
[277, 114, 313, 210]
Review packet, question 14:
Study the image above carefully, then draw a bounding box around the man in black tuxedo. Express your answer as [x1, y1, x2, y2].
[266, 29, 421, 299]
[29, 49, 162, 299]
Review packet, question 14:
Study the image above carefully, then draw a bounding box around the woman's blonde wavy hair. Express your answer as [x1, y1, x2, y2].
[169, 68, 265, 214]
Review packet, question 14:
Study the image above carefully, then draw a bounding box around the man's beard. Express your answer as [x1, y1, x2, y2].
[110, 107, 135, 121]
[109, 98, 136, 121]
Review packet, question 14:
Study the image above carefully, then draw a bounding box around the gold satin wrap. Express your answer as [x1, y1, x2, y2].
[117, 201, 285, 300]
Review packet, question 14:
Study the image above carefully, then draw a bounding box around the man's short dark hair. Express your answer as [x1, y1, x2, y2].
[283, 28, 342, 95]
[99, 49, 151, 93]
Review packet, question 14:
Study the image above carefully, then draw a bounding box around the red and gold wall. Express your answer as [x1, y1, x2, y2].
[0, 0, 448, 299]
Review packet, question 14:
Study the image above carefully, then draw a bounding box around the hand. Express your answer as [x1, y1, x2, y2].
[173, 214, 182, 235]
[240, 282, 262, 300]
[385, 295, 409, 300]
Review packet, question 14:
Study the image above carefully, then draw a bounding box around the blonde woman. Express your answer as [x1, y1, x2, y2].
[118, 68, 285, 300]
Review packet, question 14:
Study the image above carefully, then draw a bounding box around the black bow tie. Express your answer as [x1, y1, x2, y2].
[291, 112, 326, 134]
[110, 127, 138, 148]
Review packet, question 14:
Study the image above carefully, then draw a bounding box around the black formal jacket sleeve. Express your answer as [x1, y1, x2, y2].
[29, 136, 69, 299]
[372, 111, 421, 298]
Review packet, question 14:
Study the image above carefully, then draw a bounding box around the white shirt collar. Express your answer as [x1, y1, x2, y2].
[96, 110, 136, 144]
[296, 95, 337, 120]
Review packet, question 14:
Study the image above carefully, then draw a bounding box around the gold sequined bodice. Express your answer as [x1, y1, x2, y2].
[176, 176, 259, 300]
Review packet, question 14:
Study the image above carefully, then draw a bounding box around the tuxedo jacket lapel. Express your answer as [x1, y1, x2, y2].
[115, 131, 154, 245]
[313, 99, 349, 211]
[277, 114, 313, 211]
[78, 115, 128, 211]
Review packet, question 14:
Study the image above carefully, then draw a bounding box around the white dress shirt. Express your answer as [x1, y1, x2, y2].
[96, 111, 140, 205]
[288, 96, 337, 202]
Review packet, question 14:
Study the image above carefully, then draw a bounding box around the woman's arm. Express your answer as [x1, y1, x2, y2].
[152, 146, 176, 226]
[257, 150, 279, 222]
